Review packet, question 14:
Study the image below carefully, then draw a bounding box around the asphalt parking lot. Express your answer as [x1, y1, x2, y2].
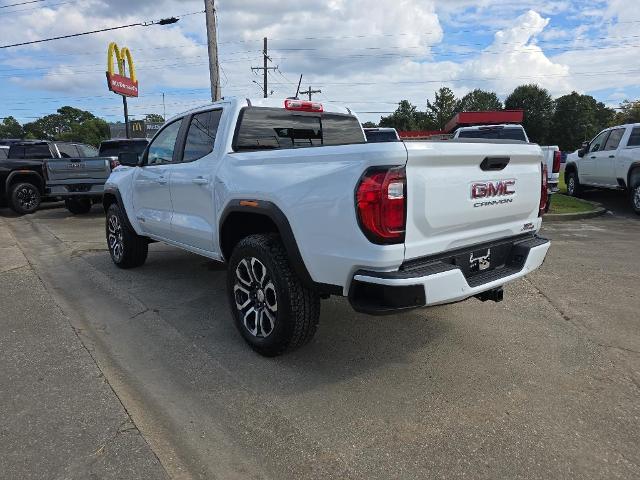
[1, 191, 639, 479]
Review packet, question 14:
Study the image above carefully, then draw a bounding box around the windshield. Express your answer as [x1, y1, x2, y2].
[458, 127, 527, 141]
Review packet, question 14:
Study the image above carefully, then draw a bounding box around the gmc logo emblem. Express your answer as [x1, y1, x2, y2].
[471, 179, 516, 199]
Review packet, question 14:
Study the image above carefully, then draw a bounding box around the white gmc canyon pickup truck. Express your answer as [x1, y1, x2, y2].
[565, 123, 640, 214]
[103, 98, 550, 356]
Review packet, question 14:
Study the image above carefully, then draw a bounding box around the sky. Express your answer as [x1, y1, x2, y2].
[0, 0, 639, 125]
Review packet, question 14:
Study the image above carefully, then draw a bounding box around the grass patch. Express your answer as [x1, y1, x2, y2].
[549, 193, 594, 214]
[558, 170, 567, 193]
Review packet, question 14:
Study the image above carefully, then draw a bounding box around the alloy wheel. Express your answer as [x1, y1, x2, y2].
[567, 177, 575, 195]
[634, 186, 640, 210]
[17, 185, 38, 211]
[233, 257, 278, 338]
[107, 214, 124, 262]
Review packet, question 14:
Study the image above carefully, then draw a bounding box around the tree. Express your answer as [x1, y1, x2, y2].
[614, 100, 640, 125]
[456, 89, 502, 113]
[144, 113, 165, 123]
[379, 100, 424, 131]
[550, 92, 615, 150]
[426, 87, 458, 130]
[57, 118, 110, 146]
[361, 121, 377, 128]
[504, 84, 554, 144]
[0, 116, 23, 138]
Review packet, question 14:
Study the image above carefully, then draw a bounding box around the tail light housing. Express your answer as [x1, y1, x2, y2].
[539, 162, 548, 217]
[109, 158, 120, 170]
[356, 166, 406, 244]
[552, 150, 561, 173]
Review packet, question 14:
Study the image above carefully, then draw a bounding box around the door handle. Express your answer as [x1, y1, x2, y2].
[590, 156, 596, 159]
[192, 177, 209, 185]
[609, 155, 615, 158]
[156, 177, 168, 185]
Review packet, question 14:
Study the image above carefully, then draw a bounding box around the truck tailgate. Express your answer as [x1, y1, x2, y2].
[46, 157, 111, 182]
[404, 140, 543, 260]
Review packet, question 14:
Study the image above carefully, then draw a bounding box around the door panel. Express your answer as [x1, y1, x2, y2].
[132, 165, 173, 238]
[169, 109, 222, 252]
[132, 118, 183, 239]
[596, 128, 624, 185]
[581, 130, 609, 185]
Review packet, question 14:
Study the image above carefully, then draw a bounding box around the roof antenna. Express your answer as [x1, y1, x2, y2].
[286, 74, 303, 100]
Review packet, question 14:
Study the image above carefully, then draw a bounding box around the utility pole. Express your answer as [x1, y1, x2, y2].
[251, 37, 277, 98]
[300, 86, 321, 101]
[204, 0, 221, 101]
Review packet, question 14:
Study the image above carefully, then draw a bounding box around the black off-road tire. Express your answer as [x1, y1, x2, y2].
[227, 233, 320, 356]
[566, 171, 581, 197]
[65, 198, 92, 214]
[8, 182, 41, 215]
[630, 182, 640, 216]
[106, 203, 148, 268]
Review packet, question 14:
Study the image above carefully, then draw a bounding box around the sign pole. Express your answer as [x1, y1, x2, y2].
[122, 95, 130, 139]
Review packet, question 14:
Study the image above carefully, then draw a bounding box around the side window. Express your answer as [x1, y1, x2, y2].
[77, 144, 98, 157]
[57, 143, 79, 158]
[627, 127, 640, 147]
[603, 129, 624, 151]
[589, 131, 610, 153]
[24, 144, 53, 159]
[182, 110, 223, 162]
[147, 119, 183, 165]
[321, 114, 366, 146]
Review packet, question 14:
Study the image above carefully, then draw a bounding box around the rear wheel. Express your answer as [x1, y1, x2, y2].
[106, 203, 148, 268]
[566, 171, 581, 197]
[65, 198, 92, 214]
[227, 234, 320, 356]
[9, 182, 41, 215]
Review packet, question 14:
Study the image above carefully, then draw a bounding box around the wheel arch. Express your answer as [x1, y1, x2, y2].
[564, 162, 578, 177]
[102, 187, 136, 233]
[627, 163, 640, 189]
[6, 171, 44, 194]
[219, 200, 315, 289]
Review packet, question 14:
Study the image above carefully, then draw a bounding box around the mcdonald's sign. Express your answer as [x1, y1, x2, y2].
[106, 42, 138, 97]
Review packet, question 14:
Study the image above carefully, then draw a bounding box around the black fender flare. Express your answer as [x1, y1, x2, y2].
[564, 161, 578, 176]
[6, 170, 45, 193]
[219, 200, 316, 290]
[102, 187, 136, 232]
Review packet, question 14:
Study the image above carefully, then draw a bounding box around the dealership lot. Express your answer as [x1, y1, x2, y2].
[1, 196, 639, 479]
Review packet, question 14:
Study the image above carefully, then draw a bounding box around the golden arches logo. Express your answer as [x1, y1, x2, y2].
[106, 42, 139, 97]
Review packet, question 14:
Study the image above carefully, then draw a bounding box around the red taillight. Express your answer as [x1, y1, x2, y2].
[110, 158, 120, 170]
[539, 162, 548, 217]
[284, 99, 323, 112]
[552, 150, 561, 173]
[356, 166, 406, 244]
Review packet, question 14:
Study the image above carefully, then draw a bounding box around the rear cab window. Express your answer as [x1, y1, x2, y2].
[233, 107, 365, 151]
[99, 141, 148, 157]
[8, 144, 53, 159]
[457, 127, 527, 142]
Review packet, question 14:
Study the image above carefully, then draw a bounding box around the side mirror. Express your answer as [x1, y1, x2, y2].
[118, 152, 139, 166]
[577, 142, 589, 158]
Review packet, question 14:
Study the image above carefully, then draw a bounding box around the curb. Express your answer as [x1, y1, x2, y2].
[544, 198, 607, 222]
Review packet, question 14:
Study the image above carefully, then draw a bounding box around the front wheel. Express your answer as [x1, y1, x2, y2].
[631, 183, 640, 215]
[106, 203, 148, 268]
[227, 234, 320, 356]
[65, 198, 92, 214]
[566, 172, 581, 197]
[8, 182, 41, 215]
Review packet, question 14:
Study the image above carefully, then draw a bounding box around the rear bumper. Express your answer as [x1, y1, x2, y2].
[348, 234, 550, 315]
[46, 182, 105, 198]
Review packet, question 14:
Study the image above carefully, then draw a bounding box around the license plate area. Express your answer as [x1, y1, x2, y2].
[68, 184, 91, 192]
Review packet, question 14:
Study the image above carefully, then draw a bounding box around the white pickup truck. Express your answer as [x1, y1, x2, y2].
[453, 124, 561, 211]
[104, 98, 550, 356]
[565, 123, 640, 214]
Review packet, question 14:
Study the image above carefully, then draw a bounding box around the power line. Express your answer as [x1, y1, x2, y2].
[0, 0, 48, 8]
[0, 11, 202, 48]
